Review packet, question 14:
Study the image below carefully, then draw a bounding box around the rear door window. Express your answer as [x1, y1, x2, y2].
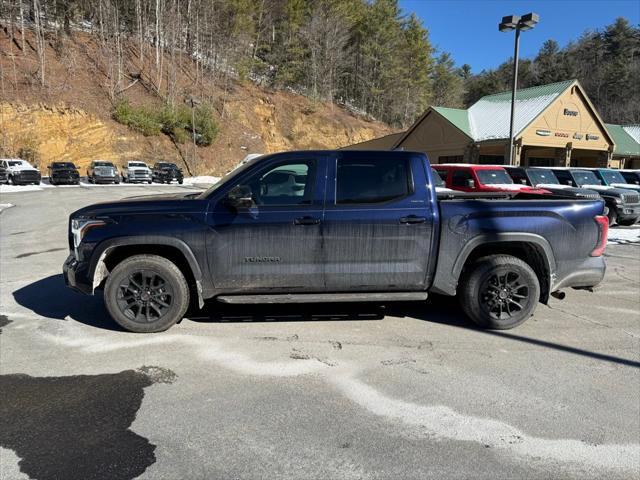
[336, 158, 410, 204]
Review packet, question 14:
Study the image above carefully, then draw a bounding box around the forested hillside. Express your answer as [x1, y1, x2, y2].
[0, 0, 637, 174]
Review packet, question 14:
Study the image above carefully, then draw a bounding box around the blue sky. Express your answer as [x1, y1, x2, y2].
[399, 0, 640, 72]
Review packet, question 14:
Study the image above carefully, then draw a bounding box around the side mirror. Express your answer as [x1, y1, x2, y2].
[225, 185, 254, 210]
[466, 179, 476, 188]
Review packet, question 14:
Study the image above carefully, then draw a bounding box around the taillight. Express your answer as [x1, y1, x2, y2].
[590, 215, 608, 257]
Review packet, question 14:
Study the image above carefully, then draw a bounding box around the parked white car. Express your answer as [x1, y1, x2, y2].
[0, 158, 41, 185]
[122, 161, 152, 184]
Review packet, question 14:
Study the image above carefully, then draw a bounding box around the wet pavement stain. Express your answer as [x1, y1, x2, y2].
[16, 248, 66, 259]
[0, 366, 176, 480]
[0, 314, 11, 333]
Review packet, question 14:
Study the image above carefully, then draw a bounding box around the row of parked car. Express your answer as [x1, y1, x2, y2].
[0, 159, 184, 186]
[431, 164, 640, 226]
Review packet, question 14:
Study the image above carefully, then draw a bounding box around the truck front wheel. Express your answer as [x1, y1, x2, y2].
[459, 255, 540, 330]
[104, 254, 190, 333]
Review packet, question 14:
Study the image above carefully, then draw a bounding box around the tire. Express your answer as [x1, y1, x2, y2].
[617, 218, 637, 226]
[178, 179, 183, 184]
[104, 255, 190, 333]
[459, 255, 540, 330]
[50, 179, 56, 186]
[148, 180, 152, 184]
[607, 208, 618, 226]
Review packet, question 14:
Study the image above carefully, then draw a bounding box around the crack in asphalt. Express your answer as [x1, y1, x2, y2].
[15, 248, 66, 259]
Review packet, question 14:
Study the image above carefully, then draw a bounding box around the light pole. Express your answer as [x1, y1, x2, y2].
[499, 13, 539, 165]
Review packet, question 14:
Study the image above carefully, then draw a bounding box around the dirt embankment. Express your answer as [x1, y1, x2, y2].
[0, 28, 393, 174]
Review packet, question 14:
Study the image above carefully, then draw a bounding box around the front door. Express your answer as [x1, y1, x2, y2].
[322, 152, 434, 291]
[206, 155, 326, 291]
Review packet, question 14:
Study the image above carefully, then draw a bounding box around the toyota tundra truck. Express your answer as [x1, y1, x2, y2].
[64, 151, 608, 333]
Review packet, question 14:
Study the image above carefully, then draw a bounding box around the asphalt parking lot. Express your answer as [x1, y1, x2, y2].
[1, 185, 639, 480]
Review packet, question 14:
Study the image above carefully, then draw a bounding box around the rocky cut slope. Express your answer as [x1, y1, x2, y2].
[0, 27, 393, 175]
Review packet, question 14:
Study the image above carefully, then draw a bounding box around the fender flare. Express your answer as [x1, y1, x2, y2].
[89, 236, 205, 307]
[432, 232, 556, 297]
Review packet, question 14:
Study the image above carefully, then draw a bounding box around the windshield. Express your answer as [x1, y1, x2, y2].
[476, 169, 513, 185]
[8, 161, 24, 166]
[158, 163, 178, 169]
[198, 155, 264, 198]
[94, 161, 113, 167]
[52, 162, 75, 169]
[572, 170, 602, 186]
[129, 162, 147, 168]
[431, 168, 445, 187]
[526, 169, 560, 186]
[600, 170, 627, 185]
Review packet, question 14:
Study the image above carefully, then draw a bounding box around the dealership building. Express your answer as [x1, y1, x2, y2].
[345, 79, 640, 169]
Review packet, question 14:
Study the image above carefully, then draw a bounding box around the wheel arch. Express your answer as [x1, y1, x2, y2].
[91, 237, 204, 308]
[432, 233, 555, 303]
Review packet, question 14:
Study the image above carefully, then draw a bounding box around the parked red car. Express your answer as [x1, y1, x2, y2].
[432, 164, 551, 195]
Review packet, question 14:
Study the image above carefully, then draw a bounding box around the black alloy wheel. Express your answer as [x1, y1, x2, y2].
[459, 254, 540, 329]
[480, 270, 529, 321]
[104, 255, 190, 333]
[116, 270, 174, 324]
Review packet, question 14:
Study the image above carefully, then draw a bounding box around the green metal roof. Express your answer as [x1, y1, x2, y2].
[432, 107, 472, 137]
[468, 80, 576, 141]
[477, 79, 575, 103]
[606, 123, 640, 157]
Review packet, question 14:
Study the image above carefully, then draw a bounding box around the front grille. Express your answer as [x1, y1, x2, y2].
[15, 171, 40, 181]
[622, 192, 640, 204]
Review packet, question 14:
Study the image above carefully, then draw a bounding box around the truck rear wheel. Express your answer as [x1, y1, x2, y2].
[459, 255, 539, 330]
[104, 255, 189, 333]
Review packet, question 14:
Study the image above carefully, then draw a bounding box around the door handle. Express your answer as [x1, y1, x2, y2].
[294, 216, 321, 226]
[400, 215, 427, 225]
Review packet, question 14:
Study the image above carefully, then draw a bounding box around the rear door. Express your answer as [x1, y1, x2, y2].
[206, 154, 327, 291]
[322, 151, 434, 291]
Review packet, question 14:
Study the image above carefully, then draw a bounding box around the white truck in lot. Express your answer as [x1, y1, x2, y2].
[122, 161, 152, 184]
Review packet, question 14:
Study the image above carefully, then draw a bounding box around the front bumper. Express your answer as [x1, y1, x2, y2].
[127, 174, 152, 183]
[93, 175, 119, 183]
[63, 254, 93, 295]
[617, 203, 640, 221]
[51, 174, 80, 184]
[10, 171, 41, 184]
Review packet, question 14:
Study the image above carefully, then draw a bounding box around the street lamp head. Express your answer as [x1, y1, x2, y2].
[499, 15, 520, 32]
[520, 12, 540, 29]
[499, 13, 539, 32]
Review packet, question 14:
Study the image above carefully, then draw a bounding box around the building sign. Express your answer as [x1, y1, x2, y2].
[536, 129, 551, 136]
[573, 133, 584, 140]
[586, 134, 599, 140]
[554, 132, 569, 138]
[563, 108, 579, 116]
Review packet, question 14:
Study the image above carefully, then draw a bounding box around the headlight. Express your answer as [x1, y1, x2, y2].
[614, 197, 623, 203]
[71, 218, 106, 249]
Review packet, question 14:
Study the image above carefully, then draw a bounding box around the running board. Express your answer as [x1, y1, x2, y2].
[216, 292, 428, 304]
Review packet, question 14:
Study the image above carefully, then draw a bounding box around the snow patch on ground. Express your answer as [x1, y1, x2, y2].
[608, 226, 640, 245]
[0, 184, 44, 193]
[182, 176, 221, 186]
[1, 177, 218, 193]
[0, 203, 15, 212]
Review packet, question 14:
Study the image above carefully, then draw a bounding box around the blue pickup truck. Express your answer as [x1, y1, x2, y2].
[64, 151, 608, 333]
